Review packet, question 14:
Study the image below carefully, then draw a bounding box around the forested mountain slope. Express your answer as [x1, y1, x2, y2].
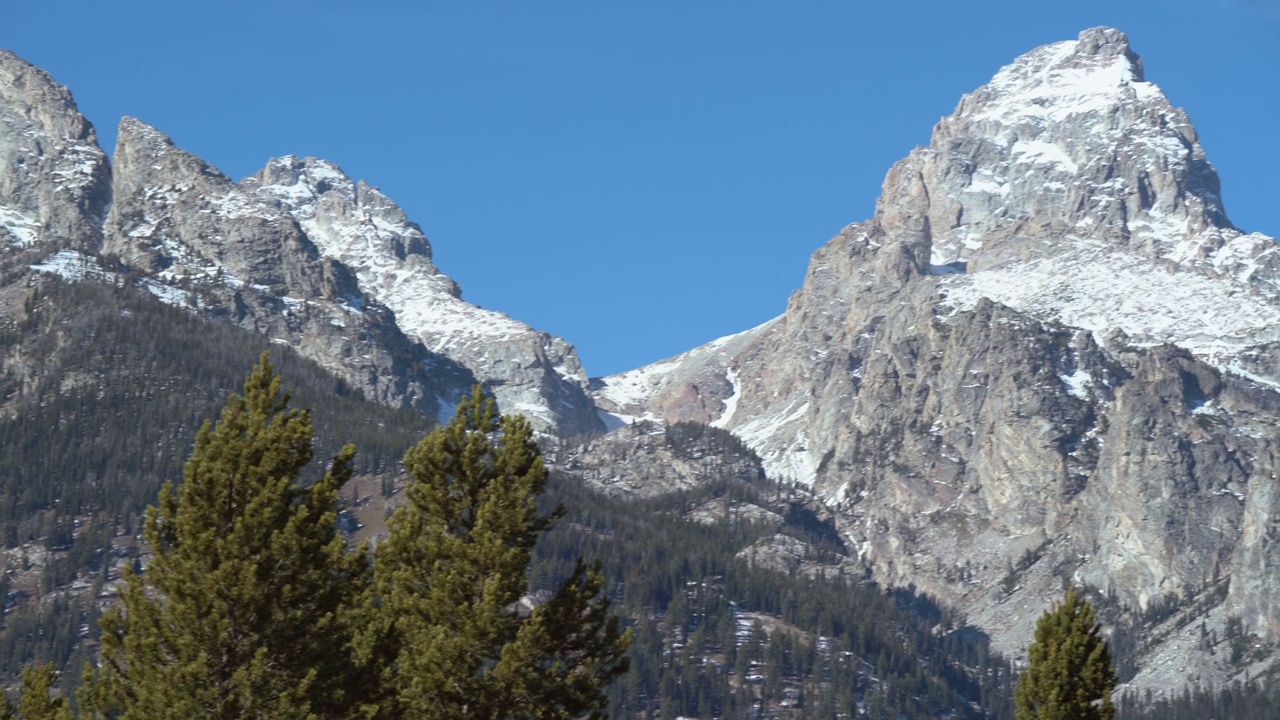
[0, 274, 433, 681]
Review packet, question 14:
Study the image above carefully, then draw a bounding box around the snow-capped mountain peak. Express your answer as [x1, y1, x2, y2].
[589, 29, 1280, 672]
[921, 27, 1240, 273]
[966, 26, 1149, 128]
[903, 26, 1280, 377]
[246, 155, 603, 435]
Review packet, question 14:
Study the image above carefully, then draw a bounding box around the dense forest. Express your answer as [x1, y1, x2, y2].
[0, 276, 433, 682]
[537, 459, 1020, 719]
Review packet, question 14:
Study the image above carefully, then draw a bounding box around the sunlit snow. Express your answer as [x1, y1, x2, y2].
[0, 205, 39, 246]
[938, 241, 1280, 377]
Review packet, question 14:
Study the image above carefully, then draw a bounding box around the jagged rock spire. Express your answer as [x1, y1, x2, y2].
[0, 50, 110, 251]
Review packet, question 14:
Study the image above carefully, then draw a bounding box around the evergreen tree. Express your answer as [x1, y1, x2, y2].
[363, 387, 630, 719]
[1015, 586, 1116, 720]
[81, 353, 369, 720]
[0, 664, 73, 720]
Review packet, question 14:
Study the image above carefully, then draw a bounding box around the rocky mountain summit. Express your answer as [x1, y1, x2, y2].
[0, 49, 600, 433]
[595, 27, 1280, 687]
[99, 116, 470, 414]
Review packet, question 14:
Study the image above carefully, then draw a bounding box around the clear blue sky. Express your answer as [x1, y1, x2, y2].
[4, 1, 1278, 376]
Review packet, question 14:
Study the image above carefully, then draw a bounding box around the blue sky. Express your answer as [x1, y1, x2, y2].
[4, 1, 1278, 376]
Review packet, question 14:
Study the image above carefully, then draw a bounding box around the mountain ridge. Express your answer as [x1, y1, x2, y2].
[6, 26, 1280, 696]
[0, 50, 600, 434]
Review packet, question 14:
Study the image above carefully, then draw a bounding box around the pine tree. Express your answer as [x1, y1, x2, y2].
[0, 664, 74, 720]
[1015, 586, 1116, 720]
[81, 353, 369, 720]
[363, 386, 630, 719]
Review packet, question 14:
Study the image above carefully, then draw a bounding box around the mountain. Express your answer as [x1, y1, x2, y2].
[1, 48, 600, 436]
[6, 26, 1280, 703]
[593, 27, 1280, 688]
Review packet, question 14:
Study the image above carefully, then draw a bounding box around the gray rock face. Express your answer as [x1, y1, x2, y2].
[595, 27, 1280, 685]
[245, 156, 602, 435]
[557, 420, 766, 499]
[105, 118, 330, 291]
[101, 117, 474, 415]
[0, 51, 110, 254]
[592, 321, 770, 428]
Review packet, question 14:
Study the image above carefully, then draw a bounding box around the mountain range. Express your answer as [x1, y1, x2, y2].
[4, 26, 1280, 698]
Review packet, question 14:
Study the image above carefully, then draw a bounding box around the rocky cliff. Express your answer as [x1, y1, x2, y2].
[0, 51, 110, 256]
[595, 27, 1280, 686]
[93, 116, 467, 415]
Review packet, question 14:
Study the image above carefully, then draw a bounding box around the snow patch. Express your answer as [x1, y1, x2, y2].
[1060, 369, 1093, 399]
[1011, 140, 1079, 174]
[734, 400, 816, 486]
[0, 206, 39, 246]
[30, 250, 105, 280]
[971, 37, 1150, 127]
[596, 409, 633, 432]
[712, 368, 742, 429]
[938, 240, 1280, 382]
[140, 279, 192, 308]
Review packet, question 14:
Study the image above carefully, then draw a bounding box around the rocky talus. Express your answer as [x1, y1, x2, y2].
[557, 420, 766, 499]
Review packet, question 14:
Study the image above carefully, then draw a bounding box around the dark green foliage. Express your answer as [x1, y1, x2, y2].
[662, 421, 760, 464]
[1015, 587, 1116, 720]
[0, 277, 431, 683]
[0, 597, 95, 694]
[363, 387, 631, 719]
[0, 664, 73, 719]
[533, 472, 1019, 720]
[80, 355, 370, 720]
[0, 277, 431, 546]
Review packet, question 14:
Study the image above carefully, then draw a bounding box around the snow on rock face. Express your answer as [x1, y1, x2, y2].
[602, 26, 1280, 480]
[101, 119, 474, 415]
[592, 321, 772, 427]
[595, 27, 1280, 678]
[911, 26, 1280, 376]
[0, 50, 110, 252]
[924, 27, 1241, 273]
[246, 156, 603, 436]
[937, 238, 1280, 375]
